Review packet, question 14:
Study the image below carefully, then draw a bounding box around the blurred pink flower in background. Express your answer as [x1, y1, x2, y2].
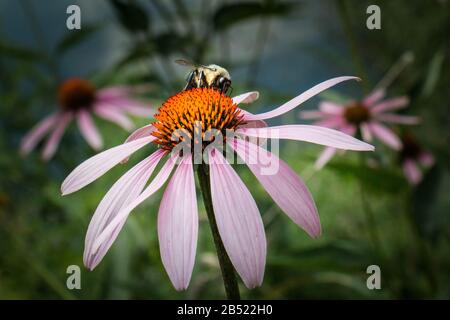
[399, 132, 435, 185]
[20, 78, 154, 160]
[61, 77, 374, 291]
[300, 88, 420, 169]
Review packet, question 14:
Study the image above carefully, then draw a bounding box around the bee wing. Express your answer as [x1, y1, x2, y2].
[175, 59, 199, 67]
[175, 58, 214, 70]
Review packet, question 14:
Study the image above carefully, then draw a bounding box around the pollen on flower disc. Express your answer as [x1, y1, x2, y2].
[152, 88, 244, 151]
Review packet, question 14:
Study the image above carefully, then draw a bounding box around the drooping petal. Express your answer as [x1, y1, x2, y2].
[158, 157, 198, 290]
[61, 136, 154, 195]
[371, 96, 409, 114]
[403, 159, 422, 185]
[124, 124, 155, 143]
[96, 86, 131, 100]
[239, 109, 268, 129]
[245, 76, 359, 121]
[91, 155, 178, 254]
[97, 85, 152, 101]
[94, 104, 134, 130]
[77, 110, 103, 150]
[313, 116, 345, 129]
[229, 139, 321, 237]
[340, 124, 357, 136]
[20, 112, 59, 155]
[208, 148, 266, 288]
[121, 124, 156, 164]
[232, 91, 259, 105]
[360, 123, 373, 142]
[42, 112, 73, 160]
[299, 110, 328, 120]
[84, 149, 166, 270]
[315, 147, 337, 170]
[362, 88, 386, 107]
[319, 101, 344, 115]
[108, 98, 155, 117]
[367, 122, 401, 150]
[375, 113, 420, 125]
[236, 125, 374, 151]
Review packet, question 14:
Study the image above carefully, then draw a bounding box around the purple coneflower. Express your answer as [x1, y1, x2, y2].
[61, 76, 373, 294]
[399, 133, 434, 185]
[300, 88, 419, 169]
[20, 78, 154, 160]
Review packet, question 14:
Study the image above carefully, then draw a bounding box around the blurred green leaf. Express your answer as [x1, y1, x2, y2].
[327, 161, 408, 194]
[411, 165, 443, 240]
[56, 25, 101, 54]
[152, 32, 191, 55]
[0, 42, 46, 61]
[213, 1, 296, 31]
[421, 49, 445, 97]
[110, 0, 150, 32]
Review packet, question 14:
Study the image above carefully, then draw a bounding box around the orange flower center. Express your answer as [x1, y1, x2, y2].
[58, 78, 96, 111]
[344, 102, 371, 125]
[152, 88, 244, 151]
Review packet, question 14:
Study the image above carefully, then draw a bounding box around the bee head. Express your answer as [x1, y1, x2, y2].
[216, 76, 231, 94]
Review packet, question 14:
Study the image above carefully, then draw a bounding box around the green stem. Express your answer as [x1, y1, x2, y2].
[358, 153, 383, 256]
[404, 194, 439, 295]
[197, 164, 241, 300]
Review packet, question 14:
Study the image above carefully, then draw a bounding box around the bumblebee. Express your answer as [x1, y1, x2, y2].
[175, 59, 232, 94]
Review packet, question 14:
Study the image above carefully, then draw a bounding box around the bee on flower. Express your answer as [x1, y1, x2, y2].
[20, 78, 154, 160]
[61, 71, 374, 292]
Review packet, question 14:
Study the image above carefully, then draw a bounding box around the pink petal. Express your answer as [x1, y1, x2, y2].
[360, 123, 373, 142]
[20, 113, 59, 155]
[229, 139, 321, 237]
[96, 86, 131, 100]
[239, 109, 268, 129]
[236, 125, 374, 151]
[419, 152, 435, 167]
[94, 104, 134, 130]
[314, 116, 345, 129]
[375, 113, 420, 125]
[315, 147, 337, 170]
[108, 98, 155, 117]
[124, 124, 155, 143]
[363, 88, 386, 107]
[42, 112, 73, 160]
[403, 159, 422, 185]
[61, 136, 154, 195]
[245, 76, 359, 121]
[91, 155, 177, 254]
[232, 91, 259, 105]
[367, 122, 401, 150]
[340, 124, 357, 136]
[319, 101, 344, 115]
[77, 110, 103, 150]
[299, 110, 328, 120]
[96, 85, 152, 101]
[158, 157, 198, 290]
[84, 149, 166, 270]
[121, 124, 155, 164]
[209, 148, 266, 288]
[371, 96, 409, 114]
